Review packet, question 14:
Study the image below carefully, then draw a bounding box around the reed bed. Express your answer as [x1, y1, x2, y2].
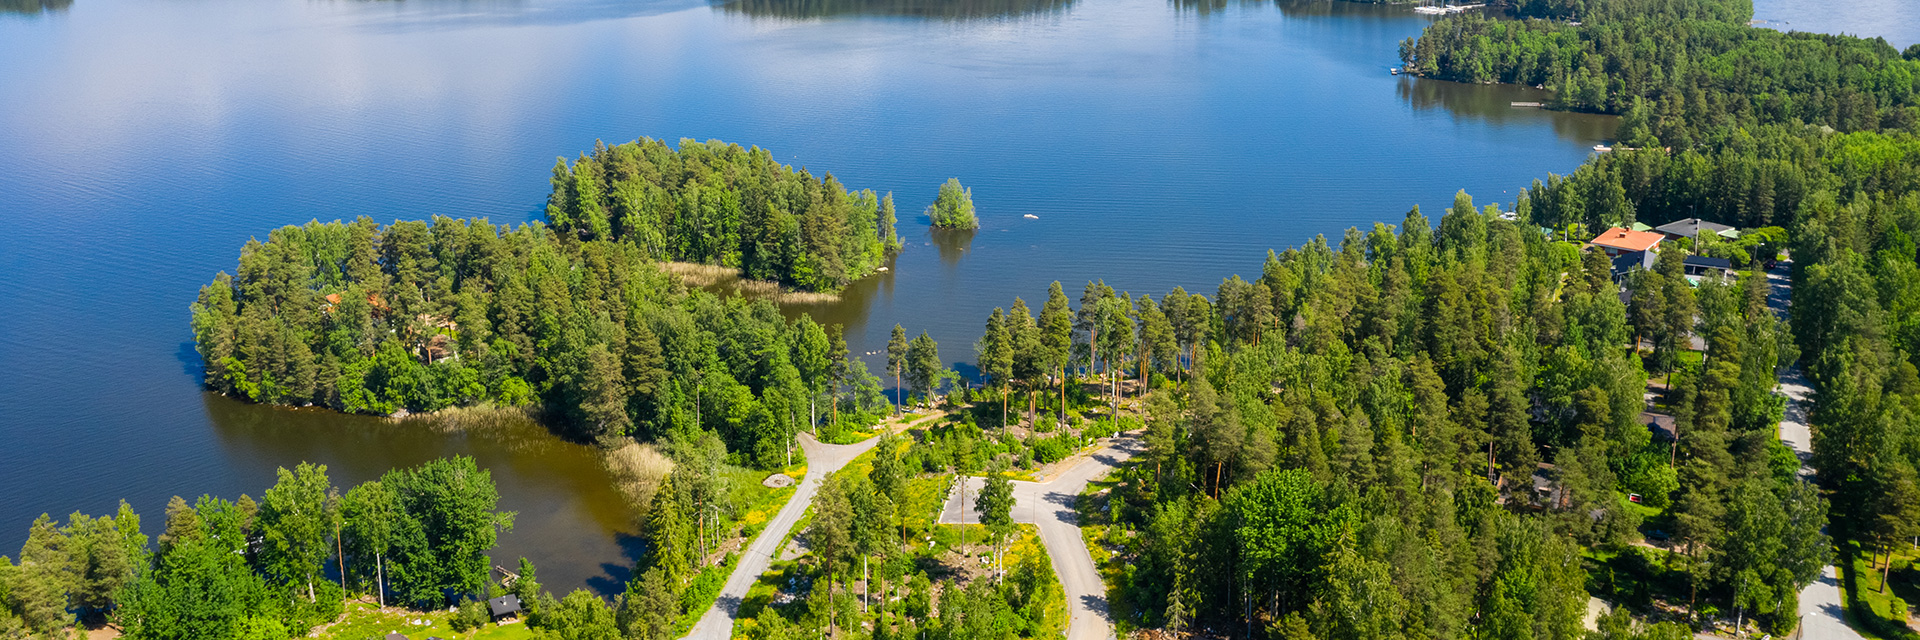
[602, 441, 674, 511]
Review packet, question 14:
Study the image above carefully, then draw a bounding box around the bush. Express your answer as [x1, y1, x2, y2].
[1032, 416, 1056, 433]
[451, 597, 489, 632]
[1032, 436, 1073, 464]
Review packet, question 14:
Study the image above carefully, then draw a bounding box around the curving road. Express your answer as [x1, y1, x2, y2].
[940, 436, 1144, 640]
[1766, 264, 1863, 640]
[683, 431, 884, 640]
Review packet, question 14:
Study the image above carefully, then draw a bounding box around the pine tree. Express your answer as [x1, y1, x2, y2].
[887, 325, 909, 415]
[1040, 282, 1075, 424]
[978, 308, 1014, 428]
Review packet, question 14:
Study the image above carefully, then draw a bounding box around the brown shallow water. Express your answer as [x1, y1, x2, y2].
[201, 395, 644, 595]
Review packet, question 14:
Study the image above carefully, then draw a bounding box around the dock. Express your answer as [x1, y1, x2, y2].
[1413, 3, 1485, 15]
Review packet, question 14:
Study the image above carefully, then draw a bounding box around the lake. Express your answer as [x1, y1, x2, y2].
[0, 0, 1870, 594]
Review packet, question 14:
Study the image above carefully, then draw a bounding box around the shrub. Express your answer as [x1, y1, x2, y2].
[451, 597, 489, 632]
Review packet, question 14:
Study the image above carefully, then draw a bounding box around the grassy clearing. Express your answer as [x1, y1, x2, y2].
[315, 601, 534, 640]
[661, 261, 842, 304]
[729, 464, 800, 536]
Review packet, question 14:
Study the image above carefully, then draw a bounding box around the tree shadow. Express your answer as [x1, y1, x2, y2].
[177, 341, 204, 378]
[1079, 593, 1112, 619]
[584, 532, 650, 596]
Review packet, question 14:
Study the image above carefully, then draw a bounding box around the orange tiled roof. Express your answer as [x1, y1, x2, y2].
[1590, 227, 1663, 252]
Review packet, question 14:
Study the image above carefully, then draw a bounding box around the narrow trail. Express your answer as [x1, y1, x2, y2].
[941, 435, 1144, 640]
[682, 430, 885, 640]
[1764, 264, 1862, 640]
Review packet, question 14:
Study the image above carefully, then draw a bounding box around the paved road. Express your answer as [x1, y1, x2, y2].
[1766, 265, 1862, 640]
[940, 436, 1144, 640]
[683, 431, 884, 640]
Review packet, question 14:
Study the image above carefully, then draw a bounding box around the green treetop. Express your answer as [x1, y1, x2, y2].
[927, 178, 980, 230]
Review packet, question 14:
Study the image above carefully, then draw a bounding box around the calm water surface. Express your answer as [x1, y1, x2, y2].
[1752, 0, 1917, 48]
[0, 0, 1699, 593]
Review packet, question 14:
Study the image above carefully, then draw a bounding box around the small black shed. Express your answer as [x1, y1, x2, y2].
[488, 594, 524, 621]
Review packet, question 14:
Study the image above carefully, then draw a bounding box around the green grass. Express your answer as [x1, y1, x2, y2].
[728, 464, 799, 537]
[1077, 475, 1138, 635]
[474, 623, 537, 640]
[315, 601, 533, 640]
[675, 555, 739, 636]
[1841, 541, 1920, 640]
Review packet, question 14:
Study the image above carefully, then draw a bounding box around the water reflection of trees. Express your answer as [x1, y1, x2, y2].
[718, 0, 1071, 20]
[1396, 76, 1620, 144]
[930, 227, 975, 267]
[1170, 0, 1408, 19]
[2, 0, 72, 15]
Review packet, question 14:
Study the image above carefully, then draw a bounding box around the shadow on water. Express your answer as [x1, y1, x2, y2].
[1, 0, 70, 15]
[1396, 76, 1620, 144]
[200, 393, 643, 596]
[175, 342, 204, 378]
[715, 0, 1071, 20]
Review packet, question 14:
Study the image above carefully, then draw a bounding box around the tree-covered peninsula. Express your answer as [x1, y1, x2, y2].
[190, 217, 894, 457]
[1400, 0, 1920, 137]
[543, 138, 902, 292]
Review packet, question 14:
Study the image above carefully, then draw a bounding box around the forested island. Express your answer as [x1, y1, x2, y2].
[927, 179, 981, 230]
[5, 0, 1920, 638]
[543, 138, 902, 293]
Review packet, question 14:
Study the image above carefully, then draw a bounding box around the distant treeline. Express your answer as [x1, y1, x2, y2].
[1402, 3, 1920, 135]
[1516, 128, 1918, 233]
[191, 218, 892, 463]
[1505, 0, 1751, 23]
[543, 138, 900, 293]
[0, 0, 70, 14]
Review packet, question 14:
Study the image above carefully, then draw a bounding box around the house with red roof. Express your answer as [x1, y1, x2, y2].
[1589, 227, 1664, 273]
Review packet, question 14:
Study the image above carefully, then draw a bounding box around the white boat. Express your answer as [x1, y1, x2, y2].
[1024, 214, 1039, 219]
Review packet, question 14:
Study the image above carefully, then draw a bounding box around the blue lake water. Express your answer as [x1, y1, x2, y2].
[0, 0, 1867, 593]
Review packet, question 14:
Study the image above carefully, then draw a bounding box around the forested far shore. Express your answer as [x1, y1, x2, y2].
[543, 138, 902, 293]
[1402, 0, 1920, 137]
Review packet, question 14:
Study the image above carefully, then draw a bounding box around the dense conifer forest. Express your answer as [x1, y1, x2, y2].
[542, 138, 902, 292]
[1402, 0, 1920, 134]
[8, 0, 1920, 637]
[189, 216, 895, 456]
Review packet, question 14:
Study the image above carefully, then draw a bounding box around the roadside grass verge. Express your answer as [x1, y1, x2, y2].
[1078, 474, 1138, 636]
[1841, 540, 1920, 640]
